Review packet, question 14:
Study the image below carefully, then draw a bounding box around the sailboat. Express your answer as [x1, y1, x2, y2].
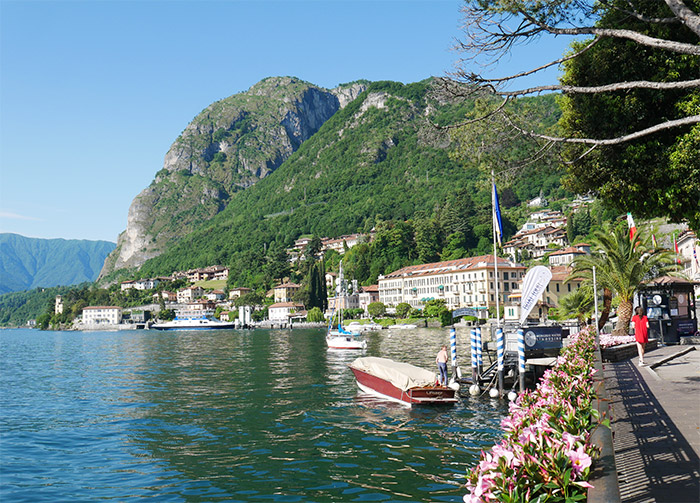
[326, 261, 367, 350]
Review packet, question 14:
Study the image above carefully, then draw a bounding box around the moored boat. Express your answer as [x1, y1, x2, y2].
[326, 260, 367, 350]
[348, 356, 457, 406]
[152, 309, 236, 330]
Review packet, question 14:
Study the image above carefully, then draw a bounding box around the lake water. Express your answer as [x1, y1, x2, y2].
[0, 327, 506, 502]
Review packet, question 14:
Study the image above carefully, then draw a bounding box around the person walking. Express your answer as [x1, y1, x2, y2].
[436, 345, 449, 386]
[631, 306, 649, 366]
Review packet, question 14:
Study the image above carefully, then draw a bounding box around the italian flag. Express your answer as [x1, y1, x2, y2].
[627, 213, 636, 240]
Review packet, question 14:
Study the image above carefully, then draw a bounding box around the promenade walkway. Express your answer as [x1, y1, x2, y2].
[604, 344, 700, 503]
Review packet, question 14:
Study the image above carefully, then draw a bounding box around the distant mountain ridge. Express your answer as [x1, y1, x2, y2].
[0, 234, 115, 294]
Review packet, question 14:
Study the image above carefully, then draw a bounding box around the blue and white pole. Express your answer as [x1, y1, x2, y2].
[470, 328, 478, 382]
[475, 326, 483, 376]
[449, 327, 458, 380]
[517, 327, 526, 393]
[496, 327, 505, 396]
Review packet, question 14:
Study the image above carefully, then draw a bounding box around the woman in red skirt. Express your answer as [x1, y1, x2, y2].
[631, 306, 649, 366]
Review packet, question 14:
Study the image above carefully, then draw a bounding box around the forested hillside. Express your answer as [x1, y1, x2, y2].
[0, 234, 115, 294]
[136, 80, 566, 287]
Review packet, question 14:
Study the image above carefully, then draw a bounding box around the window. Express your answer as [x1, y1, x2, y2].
[567, 284, 571, 292]
[556, 284, 560, 292]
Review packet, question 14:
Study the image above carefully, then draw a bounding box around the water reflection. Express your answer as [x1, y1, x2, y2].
[1, 328, 506, 502]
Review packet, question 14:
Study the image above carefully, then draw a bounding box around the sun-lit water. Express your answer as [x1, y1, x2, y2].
[0, 327, 507, 502]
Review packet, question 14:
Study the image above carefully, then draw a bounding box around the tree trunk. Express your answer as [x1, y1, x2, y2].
[597, 288, 612, 331]
[614, 299, 634, 336]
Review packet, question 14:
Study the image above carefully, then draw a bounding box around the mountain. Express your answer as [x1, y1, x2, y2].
[0, 234, 116, 294]
[100, 77, 367, 277]
[134, 79, 563, 286]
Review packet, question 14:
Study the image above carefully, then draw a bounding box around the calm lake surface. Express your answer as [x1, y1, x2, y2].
[0, 327, 507, 502]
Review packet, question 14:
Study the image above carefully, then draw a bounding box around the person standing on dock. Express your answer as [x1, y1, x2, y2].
[631, 306, 649, 366]
[436, 345, 448, 386]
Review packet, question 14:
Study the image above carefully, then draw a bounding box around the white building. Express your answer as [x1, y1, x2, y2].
[268, 302, 305, 322]
[120, 278, 160, 291]
[177, 286, 205, 304]
[82, 306, 122, 326]
[378, 255, 526, 311]
[548, 246, 587, 266]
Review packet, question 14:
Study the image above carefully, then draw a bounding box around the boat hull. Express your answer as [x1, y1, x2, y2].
[349, 366, 457, 405]
[151, 320, 237, 330]
[326, 333, 367, 350]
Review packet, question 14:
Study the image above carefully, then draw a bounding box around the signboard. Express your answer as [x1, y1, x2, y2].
[519, 266, 553, 325]
[452, 307, 480, 318]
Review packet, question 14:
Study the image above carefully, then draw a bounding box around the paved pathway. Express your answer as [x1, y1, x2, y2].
[604, 345, 700, 503]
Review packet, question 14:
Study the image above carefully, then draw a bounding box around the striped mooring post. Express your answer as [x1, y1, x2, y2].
[470, 328, 478, 382]
[496, 327, 505, 396]
[517, 327, 526, 393]
[449, 327, 457, 379]
[475, 326, 483, 375]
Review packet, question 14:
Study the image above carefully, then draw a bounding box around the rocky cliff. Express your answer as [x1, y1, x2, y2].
[99, 77, 366, 277]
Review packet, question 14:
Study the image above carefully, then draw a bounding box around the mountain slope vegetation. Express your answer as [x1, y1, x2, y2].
[0, 234, 115, 294]
[136, 80, 565, 287]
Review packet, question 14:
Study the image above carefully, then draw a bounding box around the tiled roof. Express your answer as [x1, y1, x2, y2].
[384, 255, 521, 279]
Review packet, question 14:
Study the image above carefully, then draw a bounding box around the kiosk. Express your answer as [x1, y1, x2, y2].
[636, 276, 699, 344]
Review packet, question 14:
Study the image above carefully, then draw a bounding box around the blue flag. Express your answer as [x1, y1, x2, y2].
[492, 182, 503, 245]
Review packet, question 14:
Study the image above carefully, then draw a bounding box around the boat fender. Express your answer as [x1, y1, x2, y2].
[468, 384, 480, 396]
[448, 381, 460, 391]
[488, 388, 499, 399]
[507, 391, 518, 402]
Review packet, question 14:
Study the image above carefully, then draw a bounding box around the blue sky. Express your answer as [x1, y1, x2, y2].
[0, 0, 573, 242]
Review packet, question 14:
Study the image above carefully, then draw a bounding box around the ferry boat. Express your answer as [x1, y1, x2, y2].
[152, 308, 236, 330]
[348, 356, 457, 406]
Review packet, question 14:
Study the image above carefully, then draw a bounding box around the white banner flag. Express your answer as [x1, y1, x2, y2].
[519, 265, 552, 325]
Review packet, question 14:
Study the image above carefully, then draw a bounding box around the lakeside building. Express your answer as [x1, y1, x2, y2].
[268, 302, 305, 323]
[274, 283, 301, 303]
[55, 295, 64, 315]
[543, 266, 583, 307]
[328, 292, 360, 311]
[358, 285, 380, 315]
[177, 286, 205, 304]
[378, 255, 526, 311]
[82, 306, 123, 326]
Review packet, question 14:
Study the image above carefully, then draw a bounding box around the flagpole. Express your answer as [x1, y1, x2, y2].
[492, 170, 504, 396]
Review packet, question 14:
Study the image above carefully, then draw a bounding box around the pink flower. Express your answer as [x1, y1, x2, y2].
[491, 443, 516, 467]
[567, 445, 592, 476]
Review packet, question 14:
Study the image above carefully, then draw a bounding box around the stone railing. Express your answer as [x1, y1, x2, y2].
[587, 347, 621, 502]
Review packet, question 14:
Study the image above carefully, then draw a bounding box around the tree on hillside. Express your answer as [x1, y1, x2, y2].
[444, 0, 700, 230]
[569, 223, 677, 335]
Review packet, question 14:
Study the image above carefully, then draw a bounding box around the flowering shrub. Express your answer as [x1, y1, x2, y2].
[464, 329, 604, 502]
[598, 333, 635, 348]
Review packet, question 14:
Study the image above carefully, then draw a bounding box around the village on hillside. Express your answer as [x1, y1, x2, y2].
[67, 197, 700, 331]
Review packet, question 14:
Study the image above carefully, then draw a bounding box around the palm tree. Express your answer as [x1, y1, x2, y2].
[569, 223, 677, 335]
[558, 287, 594, 325]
